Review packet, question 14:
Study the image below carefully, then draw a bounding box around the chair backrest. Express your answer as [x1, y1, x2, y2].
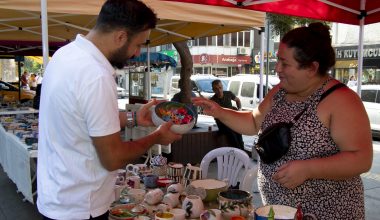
[200, 147, 252, 187]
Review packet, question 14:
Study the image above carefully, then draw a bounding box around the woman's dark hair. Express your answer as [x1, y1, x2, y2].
[95, 0, 157, 39]
[281, 22, 335, 75]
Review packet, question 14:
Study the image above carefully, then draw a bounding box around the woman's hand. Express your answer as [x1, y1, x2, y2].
[192, 97, 223, 118]
[272, 160, 310, 189]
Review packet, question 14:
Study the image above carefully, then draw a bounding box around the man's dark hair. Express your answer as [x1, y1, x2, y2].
[95, 0, 157, 39]
[212, 79, 222, 87]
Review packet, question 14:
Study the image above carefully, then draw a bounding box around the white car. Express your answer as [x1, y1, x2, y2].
[227, 74, 279, 111]
[350, 84, 380, 138]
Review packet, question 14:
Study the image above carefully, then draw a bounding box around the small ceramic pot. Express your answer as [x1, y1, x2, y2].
[182, 195, 204, 219]
[218, 189, 252, 219]
[144, 188, 164, 205]
[162, 192, 180, 208]
[143, 174, 159, 188]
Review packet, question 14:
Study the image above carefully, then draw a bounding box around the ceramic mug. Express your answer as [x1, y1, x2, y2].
[126, 164, 139, 175]
[167, 162, 184, 183]
[183, 163, 202, 187]
[145, 188, 164, 205]
[167, 183, 184, 194]
[144, 174, 159, 188]
[182, 195, 204, 219]
[162, 192, 180, 208]
[116, 169, 127, 185]
[127, 188, 146, 203]
[169, 208, 186, 220]
[126, 175, 141, 189]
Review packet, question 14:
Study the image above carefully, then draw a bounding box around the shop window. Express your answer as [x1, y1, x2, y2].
[224, 33, 231, 47]
[241, 82, 255, 97]
[361, 89, 377, 103]
[199, 37, 207, 46]
[208, 36, 216, 46]
[238, 32, 244, 47]
[231, 33, 237, 47]
[244, 31, 250, 47]
[217, 35, 223, 46]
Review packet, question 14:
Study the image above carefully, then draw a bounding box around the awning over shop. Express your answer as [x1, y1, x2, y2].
[335, 60, 358, 69]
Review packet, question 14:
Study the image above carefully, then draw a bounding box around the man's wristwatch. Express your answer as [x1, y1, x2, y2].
[126, 111, 136, 128]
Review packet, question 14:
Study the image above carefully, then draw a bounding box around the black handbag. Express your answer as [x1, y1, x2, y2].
[255, 110, 305, 164]
[255, 83, 346, 164]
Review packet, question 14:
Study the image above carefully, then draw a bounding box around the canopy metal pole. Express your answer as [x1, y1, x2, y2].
[259, 25, 265, 102]
[146, 46, 151, 100]
[356, 0, 366, 98]
[41, 0, 49, 72]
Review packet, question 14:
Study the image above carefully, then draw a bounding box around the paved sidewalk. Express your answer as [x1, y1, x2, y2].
[1, 144, 379, 220]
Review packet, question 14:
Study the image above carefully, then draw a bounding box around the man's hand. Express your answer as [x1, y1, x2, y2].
[154, 121, 182, 145]
[136, 99, 165, 127]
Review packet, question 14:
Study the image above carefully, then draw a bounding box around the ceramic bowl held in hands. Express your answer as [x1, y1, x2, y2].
[152, 101, 195, 134]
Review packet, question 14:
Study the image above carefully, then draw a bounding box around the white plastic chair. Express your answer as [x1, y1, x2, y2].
[200, 147, 253, 188]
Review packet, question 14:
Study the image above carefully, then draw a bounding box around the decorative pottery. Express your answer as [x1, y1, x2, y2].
[218, 189, 252, 219]
[190, 179, 228, 202]
[254, 205, 317, 220]
[152, 101, 195, 134]
[182, 195, 204, 219]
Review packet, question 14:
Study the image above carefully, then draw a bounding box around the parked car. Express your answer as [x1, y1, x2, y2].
[349, 84, 380, 138]
[168, 74, 229, 99]
[227, 74, 280, 111]
[0, 80, 35, 102]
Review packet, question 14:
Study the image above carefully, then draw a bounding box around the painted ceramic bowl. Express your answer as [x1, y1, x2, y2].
[190, 179, 228, 202]
[218, 189, 252, 219]
[109, 204, 147, 220]
[152, 101, 195, 134]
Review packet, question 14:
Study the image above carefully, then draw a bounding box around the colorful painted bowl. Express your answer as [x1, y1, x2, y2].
[152, 101, 195, 134]
[109, 203, 146, 220]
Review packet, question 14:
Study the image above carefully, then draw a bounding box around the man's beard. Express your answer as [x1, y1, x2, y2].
[109, 41, 131, 69]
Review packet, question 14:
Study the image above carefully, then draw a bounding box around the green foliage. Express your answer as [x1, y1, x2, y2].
[24, 57, 43, 74]
[267, 13, 330, 39]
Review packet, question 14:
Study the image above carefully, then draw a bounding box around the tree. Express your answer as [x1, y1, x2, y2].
[173, 41, 193, 104]
[267, 13, 329, 39]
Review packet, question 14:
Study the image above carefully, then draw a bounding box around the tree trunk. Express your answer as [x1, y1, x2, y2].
[173, 41, 193, 105]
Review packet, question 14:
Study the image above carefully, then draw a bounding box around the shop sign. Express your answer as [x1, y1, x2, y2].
[193, 54, 251, 64]
[335, 44, 380, 59]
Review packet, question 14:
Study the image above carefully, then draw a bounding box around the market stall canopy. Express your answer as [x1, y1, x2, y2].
[0, 0, 265, 55]
[162, 0, 380, 25]
[129, 52, 177, 67]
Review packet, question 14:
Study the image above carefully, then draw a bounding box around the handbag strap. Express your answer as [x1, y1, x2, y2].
[292, 82, 346, 123]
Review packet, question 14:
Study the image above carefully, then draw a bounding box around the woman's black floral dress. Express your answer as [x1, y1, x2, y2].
[258, 85, 365, 219]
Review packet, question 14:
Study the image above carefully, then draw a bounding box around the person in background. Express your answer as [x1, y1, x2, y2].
[193, 23, 372, 219]
[171, 78, 198, 126]
[37, 1, 182, 219]
[29, 73, 37, 91]
[21, 70, 29, 88]
[346, 75, 357, 87]
[210, 79, 244, 150]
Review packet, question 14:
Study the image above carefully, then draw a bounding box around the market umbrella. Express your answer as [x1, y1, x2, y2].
[162, 0, 380, 96]
[129, 52, 177, 68]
